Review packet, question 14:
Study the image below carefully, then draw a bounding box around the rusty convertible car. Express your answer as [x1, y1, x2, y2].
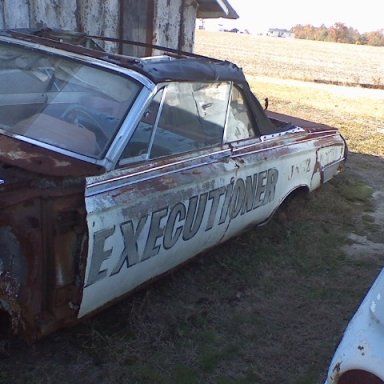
[0, 29, 346, 339]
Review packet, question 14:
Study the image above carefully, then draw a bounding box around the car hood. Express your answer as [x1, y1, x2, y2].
[0, 134, 105, 177]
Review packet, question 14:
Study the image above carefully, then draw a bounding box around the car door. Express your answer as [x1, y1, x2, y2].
[80, 80, 322, 317]
[220, 84, 320, 242]
[80, 81, 240, 316]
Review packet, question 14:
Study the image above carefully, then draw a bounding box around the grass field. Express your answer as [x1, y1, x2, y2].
[195, 31, 384, 87]
[1, 32, 383, 384]
[195, 31, 384, 157]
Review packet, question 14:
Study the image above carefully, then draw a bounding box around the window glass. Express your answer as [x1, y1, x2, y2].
[119, 82, 231, 166]
[0, 43, 142, 158]
[150, 82, 230, 158]
[224, 86, 256, 142]
[119, 90, 164, 164]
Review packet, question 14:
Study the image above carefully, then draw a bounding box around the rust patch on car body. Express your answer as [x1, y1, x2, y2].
[0, 135, 104, 177]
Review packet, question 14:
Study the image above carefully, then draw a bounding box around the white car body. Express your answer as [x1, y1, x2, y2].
[0, 28, 346, 340]
[325, 269, 384, 384]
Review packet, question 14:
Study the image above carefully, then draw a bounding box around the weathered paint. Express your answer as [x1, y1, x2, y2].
[0, 0, 203, 53]
[78, 0, 120, 52]
[0, 114, 345, 338]
[81, 161, 278, 315]
[0, 135, 104, 177]
[324, 269, 384, 384]
[0, 33, 346, 339]
[181, 0, 199, 52]
[120, 0, 153, 56]
[0, 0, 121, 51]
[79, 127, 345, 316]
[153, 0, 197, 52]
[1, 0, 30, 29]
[30, 0, 78, 30]
[0, 173, 87, 339]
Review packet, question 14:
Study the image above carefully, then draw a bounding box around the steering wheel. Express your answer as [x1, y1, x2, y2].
[61, 104, 108, 153]
[61, 104, 103, 131]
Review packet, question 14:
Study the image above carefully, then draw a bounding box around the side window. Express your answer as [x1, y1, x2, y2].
[118, 82, 231, 166]
[119, 90, 164, 165]
[150, 82, 230, 158]
[224, 85, 256, 142]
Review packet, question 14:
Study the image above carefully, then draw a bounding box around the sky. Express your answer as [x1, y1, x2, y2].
[211, 0, 384, 34]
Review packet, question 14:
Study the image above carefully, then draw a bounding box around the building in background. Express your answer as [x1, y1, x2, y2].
[0, 0, 238, 54]
[266, 28, 294, 38]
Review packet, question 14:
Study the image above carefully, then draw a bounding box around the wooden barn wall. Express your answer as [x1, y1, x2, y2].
[121, 0, 152, 57]
[0, 0, 198, 53]
[1, 0, 119, 50]
[181, 0, 198, 52]
[153, 0, 197, 52]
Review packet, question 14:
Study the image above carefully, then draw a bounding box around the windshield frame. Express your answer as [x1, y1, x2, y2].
[0, 36, 152, 167]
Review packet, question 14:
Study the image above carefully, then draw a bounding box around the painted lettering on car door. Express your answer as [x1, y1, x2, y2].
[85, 168, 278, 287]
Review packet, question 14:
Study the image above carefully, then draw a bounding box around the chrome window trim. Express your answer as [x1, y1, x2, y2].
[103, 85, 156, 169]
[0, 85, 154, 170]
[0, 36, 153, 88]
[86, 147, 231, 197]
[0, 36, 157, 169]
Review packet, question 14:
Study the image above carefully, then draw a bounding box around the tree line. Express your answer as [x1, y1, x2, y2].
[291, 23, 384, 46]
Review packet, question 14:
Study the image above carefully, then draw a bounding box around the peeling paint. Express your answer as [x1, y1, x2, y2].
[0, 0, 198, 53]
[0, 30, 346, 340]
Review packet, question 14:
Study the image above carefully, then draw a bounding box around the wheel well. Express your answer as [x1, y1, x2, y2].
[0, 307, 12, 337]
[273, 186, 310, 223]
[258, 186, 310, 227]
[281, 186, 310, 209]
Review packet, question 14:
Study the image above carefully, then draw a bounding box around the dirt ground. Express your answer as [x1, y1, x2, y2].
[343, 153, 384, 259]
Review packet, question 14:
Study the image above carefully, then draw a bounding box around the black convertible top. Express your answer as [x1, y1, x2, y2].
[138, 57, 246, 84]
[0, 28, 248, 85]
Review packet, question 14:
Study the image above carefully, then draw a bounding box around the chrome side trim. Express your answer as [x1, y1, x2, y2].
[86, 148, 231, 197]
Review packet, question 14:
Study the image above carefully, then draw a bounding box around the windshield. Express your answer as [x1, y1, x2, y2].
[0, 42, 142, 159]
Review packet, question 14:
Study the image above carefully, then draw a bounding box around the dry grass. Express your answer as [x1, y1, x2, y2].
[196, 31, 384, 157]
[195, 31, 384, 86]
[250, 77, 384, 156]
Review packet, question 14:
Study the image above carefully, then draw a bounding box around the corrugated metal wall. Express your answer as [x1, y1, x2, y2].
[0, 0, 197, 53]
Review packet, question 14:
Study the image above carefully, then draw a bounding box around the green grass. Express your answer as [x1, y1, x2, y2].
[334, 175, 374, 203]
